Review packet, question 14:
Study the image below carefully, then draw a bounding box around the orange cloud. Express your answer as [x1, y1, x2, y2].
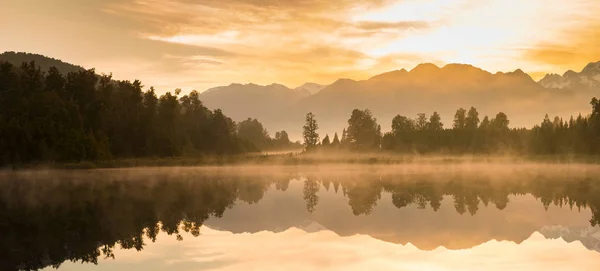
[522, 23, 600, 75]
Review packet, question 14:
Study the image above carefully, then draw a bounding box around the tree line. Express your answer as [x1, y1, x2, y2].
[0, 61, 298, 166]
[303, 100, 600, 154]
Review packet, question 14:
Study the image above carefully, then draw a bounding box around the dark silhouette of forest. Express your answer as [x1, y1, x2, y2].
[2, 170, 600, 270]
[303, 100, 600, 154]
[0, 60, 299, 166]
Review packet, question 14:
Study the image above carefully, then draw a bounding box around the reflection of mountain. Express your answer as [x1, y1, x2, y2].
[297, 220, 329, 233]
[2, 166, 600, 270]
[541, 225, 600, 252]
[207, 191, 591, 251]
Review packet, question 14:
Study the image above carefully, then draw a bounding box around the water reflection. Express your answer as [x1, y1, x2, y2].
[1, 164, 600, 270]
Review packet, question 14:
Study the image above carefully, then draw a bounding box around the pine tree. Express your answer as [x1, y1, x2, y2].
[331, 132, 340, 147]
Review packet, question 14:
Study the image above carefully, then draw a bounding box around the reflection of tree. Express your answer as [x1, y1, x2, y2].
[303, 179, 320, 213]
[346, 181, 382, 215]
[332, 180, 340, 194]
[392, 191, 413, 209]
[3, 170, 600, 270]
[385, 181, 443, 211]
[238, 179, 268, 204]
[0, 172, 273, 271]
[322, 179, 331, 191]
[320, 172, 600, 225]
[275, 178, 290, 191]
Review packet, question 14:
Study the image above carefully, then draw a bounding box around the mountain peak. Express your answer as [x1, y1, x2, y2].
[442, 63, 476, 70]
[295, 82, 323, 89]
[368, 69, 408, 81]
[493, 69, 533, 84]
[332, 78, 357, 85]
[410, 63, 440, 73]
[581, 61, 600, 75]
[563, 70, 578, 78]
[294, 82, 326, 96]
[507, 69, 532, 79]
[267, 83, 290, 90]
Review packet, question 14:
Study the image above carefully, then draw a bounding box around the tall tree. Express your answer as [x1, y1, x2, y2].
[331, 133, 340, 147]
[480, 116, 490, 129]
[491, 112, 510, 130]
[392, 115, 415, 134]
[273, 130, 294, 149]
[465, 107, 480, 130]
[453, 108, 467, 129]
[237, 118, 269, 150]
[427, 111, 443, 131]
[346, 109, 380, 150]
[415, 113, 428, 131]
[322, 134, 331, 146]
[303, 112, 319, 151]
[341, 129, 347, 145]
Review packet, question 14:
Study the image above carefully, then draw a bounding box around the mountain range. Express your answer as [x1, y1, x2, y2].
[2, 51, 598, 139]
[200, 62, 598, 138]
[538, 61, 600, 91]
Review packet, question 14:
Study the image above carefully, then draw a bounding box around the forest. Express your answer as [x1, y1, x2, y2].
[2, 60, 600, 166]
[0, 61, 299, 166]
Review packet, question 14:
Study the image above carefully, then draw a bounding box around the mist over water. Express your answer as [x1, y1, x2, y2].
[1, 163, 600, 270]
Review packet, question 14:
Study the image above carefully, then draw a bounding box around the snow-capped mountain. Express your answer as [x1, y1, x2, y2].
[538, 61, 600, 91]
[294, 82, 327, 97]
[541, 225, 600, 252]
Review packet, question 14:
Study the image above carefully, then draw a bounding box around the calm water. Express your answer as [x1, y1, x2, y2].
[2, 164, 600, 270]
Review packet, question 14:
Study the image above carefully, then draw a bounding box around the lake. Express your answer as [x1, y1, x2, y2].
[2, 163, 600, 270]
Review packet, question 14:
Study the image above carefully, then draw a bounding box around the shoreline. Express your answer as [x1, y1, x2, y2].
[3, 152, 600, 170]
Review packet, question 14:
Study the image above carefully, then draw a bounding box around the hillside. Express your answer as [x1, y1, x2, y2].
[0, 51, 84, 74]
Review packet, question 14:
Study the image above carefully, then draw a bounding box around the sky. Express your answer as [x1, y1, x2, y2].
[2, 0, 600, 93]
